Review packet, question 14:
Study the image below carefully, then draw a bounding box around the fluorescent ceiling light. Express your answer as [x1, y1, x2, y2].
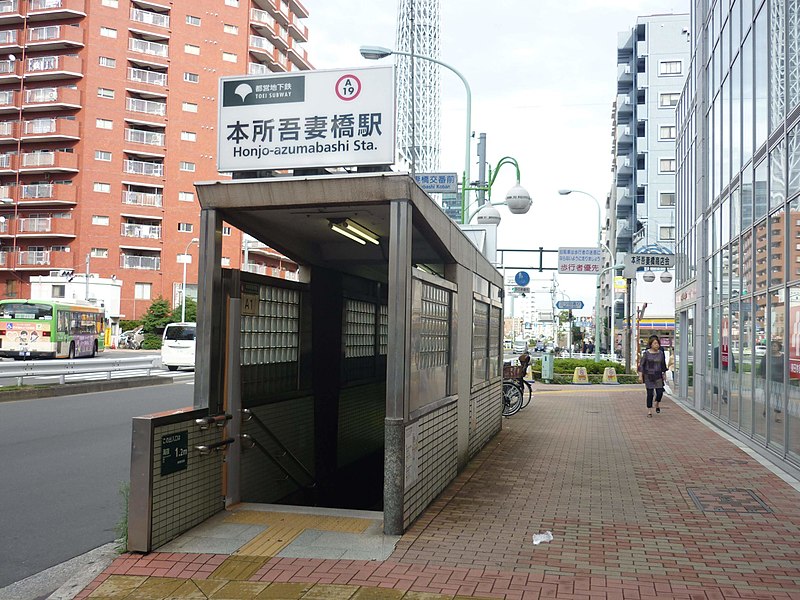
[329, 221, 366, 245]
[341, 219, 379, 245]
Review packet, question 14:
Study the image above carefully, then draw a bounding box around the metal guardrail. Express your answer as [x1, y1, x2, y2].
[0, 355, 160, 385]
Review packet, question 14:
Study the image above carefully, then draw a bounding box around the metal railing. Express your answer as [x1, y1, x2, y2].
[0, 30, 17, 44]
[130, 7, 169, 28]
[125, 128, 164, 146]
[18, 217, 52, 232]
[0, 355, 160, 385]
[249, 34, 272, 51]
[17, 250, 50, 265]
[126, 97, 166, 116]
[123, 159, 163, 177]
[250, 8, 274, 27]
[122, 190, 162, 207]
[25, 87, 57, 103]
[28, 25, 62, 42]
[24, 118, 56, 134]
[120, 254, 160, 270]
[128, 38, 168, 58]
[21, 183, 52, 198]
[121, 222, 161, 239]
[127, 67, 166, 87]
[0, 1, 18, 15]
[21, 151, 58, 167]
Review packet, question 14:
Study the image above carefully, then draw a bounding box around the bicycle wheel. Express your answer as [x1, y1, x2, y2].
[502, 382, 523, 416]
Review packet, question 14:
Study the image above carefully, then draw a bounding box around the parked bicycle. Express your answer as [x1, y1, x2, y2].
[502, 362, 532, 416]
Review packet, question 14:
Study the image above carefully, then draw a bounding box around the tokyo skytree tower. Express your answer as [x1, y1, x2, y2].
[395, 0, 441, 172]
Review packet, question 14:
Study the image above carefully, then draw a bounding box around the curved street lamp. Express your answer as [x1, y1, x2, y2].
[360, 45, 472, 220]
[464, 156, 532, 224]
[181, 237, 200, 323]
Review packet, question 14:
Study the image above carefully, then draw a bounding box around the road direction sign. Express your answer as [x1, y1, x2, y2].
[556, 300, 584, 310]
[510, 286, 530, 295]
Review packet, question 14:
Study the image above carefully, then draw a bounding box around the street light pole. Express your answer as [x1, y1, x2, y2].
[359, 46, 471, 222]
[181, 237, 199, 323]
[558, 189, 607, 362]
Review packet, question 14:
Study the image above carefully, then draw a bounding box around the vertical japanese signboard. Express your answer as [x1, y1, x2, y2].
[557, 247, 602, 274]
[218, 66, 395, 172]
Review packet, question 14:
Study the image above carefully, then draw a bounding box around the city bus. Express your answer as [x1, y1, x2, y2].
[0, 299, 105, 359]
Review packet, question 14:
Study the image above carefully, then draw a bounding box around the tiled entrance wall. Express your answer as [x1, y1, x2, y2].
[469, 378, 502, 459]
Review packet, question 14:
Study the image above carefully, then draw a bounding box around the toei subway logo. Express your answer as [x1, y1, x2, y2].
[222, 76, 305, 106]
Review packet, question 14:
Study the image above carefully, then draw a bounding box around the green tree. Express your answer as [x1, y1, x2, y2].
[140, 296, 173, 334]
[172, 297, 197, 323]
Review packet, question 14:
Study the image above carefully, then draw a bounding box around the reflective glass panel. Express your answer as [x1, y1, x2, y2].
[788, 196, 800, 284]
[755, 219, 768, 293]
[769, 206, 786, 287]
[767, 290, 786, 452]
[787, 287, 800, 463]
[754, 292, 768, 440]
[740, 295, 754, 433]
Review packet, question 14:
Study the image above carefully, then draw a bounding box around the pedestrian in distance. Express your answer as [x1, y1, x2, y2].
[638, 334, 668, 417]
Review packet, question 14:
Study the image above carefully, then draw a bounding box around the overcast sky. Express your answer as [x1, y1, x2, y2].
[304, 0, 688, 316]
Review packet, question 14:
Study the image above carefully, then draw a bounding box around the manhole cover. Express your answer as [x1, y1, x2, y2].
[687, 487, 772, 514]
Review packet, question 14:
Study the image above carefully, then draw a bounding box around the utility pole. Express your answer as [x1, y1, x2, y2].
[84, 252, 90, 301]
[477, 132, 487, 206]
[624, 277, 632, 373]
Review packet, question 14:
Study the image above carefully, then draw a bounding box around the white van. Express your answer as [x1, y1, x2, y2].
[161, 322, 196, 371]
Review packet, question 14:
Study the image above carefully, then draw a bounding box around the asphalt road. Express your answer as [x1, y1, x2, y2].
[0, 381, 194, 590]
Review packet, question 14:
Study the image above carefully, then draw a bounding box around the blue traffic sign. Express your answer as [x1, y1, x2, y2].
[556, 300, 584, 310]
[514, 271, 530, 286]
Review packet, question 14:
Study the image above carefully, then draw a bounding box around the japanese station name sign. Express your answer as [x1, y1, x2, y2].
[557, 247, 602, 274]
[414, 172, 459, 194]
[217, 66, 396, 172]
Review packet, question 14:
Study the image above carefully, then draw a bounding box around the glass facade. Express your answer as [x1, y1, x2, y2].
[676, 0, 800, 468]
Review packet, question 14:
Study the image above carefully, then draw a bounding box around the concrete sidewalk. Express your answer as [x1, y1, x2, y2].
[72, 386, 800, 600]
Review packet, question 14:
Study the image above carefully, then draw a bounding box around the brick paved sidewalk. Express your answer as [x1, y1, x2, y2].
[77, 387, 800, 600]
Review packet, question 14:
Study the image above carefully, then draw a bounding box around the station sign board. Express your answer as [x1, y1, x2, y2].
[558, 247, 602, 274]
[218, 66, 395, 172]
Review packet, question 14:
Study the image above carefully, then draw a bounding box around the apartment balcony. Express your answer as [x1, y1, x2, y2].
[616, 125, 633, 152]
[0, 0, 23, 24]
[20, 182, 76, 206]
[617, 63, 633, 92]
[20, 150, 78, 172]
[26, 24, 85, 51]
[128, 38, 168, 59]
[126, 97, 166, 117]
[617, 30, 634, 61]
[288, 46, 311, 70]
[124, 127, 165, 147]
[249, 34, 275, 61]
[130, 7, 169, 29]
[21, 117, 80, 141]
[122, 189, 162, 208]
[23, 86, 81, 111]
[248, 62, 270, 76]
[250, 7, 275, 31]
[127, 67, 167, 89]
[254, 0, 289, 25]
[288, 0, 309, 18]
[123, 158, 163, 177]
[0, 120, 16, 143]
[0, 29, 19, 51]
[288, 17, 308, 42]
[15, 250, 50, 267]
[0, 152, 16, 172]
[121, 222, 161, 239]
[28, 0, 86, 21]
[16, 216, 75, 237]
[0, 58, 21, 82]
[615, 158, 633, 185]
[616, 94, 633, 119]
[120, 254, 160, 270]
[24, 55, 83, 81]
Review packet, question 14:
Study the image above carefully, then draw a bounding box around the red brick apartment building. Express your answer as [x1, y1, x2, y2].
[0, 0, 310, 319]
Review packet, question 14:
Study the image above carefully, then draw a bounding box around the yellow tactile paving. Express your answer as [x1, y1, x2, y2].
[210, 555, 270, 581]
[224, 511, 373, 558]
[254, 582, 315, 599]
[89, 575, 148, 598]
[126, 577, 185, 599]
[208, 581, 270, 599]
[164, 580, 209, 600]
[300, 584, 359, 600]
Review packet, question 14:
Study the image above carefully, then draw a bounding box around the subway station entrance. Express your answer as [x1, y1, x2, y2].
[128, 172, 506, 552]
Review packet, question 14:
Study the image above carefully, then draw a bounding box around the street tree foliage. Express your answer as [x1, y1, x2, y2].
[172, 297, 197, 323]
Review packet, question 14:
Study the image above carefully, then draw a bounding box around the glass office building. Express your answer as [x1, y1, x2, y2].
[675, 0, 800, 471]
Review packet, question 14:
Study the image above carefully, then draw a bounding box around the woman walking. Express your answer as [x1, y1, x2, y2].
[638, 335, 668, 417]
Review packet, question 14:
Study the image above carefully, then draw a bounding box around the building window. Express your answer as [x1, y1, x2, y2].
[659, 158, 676, 173]
[99, 56, 116, 68]
[100, 27, 117, 38]
[134, 282, 151, 300]
[221, 257, 231, 267]
[180, 131, 196, 142]
[659, 93, 680, 108]
[182, 102, 198, 113]
[101, 0, 118, 6]
[179, 161, 195, 172]
[223, 24, 238, 35]
[222, 52, 238, 63]
[96, 118, 113, 130]
[51, 284, 65, 298]
[659, 125, 676, 140]
[224, 0, 239, 6]
[178, 191, 195, 202]
[184, 44, 200, 55]
[92, 215, 110, 226]
[659, 226, 676, 241]
[183, 72, 199, 83]
[659, 191, 676, 207]
[222, 226, 232, 236]
[93, 182, 111, 193]
[177, 222, 194, 232]
[90, 248, 109, 258]
[95, 150, 112, 162]
[659, 60, 682, 76]
[97, 88, 115, 99]
[186, 15, 201, 26]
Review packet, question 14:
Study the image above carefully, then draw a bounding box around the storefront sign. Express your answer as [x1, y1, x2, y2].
[218, 66, 395, 172]
[675, 281, 698, 309]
